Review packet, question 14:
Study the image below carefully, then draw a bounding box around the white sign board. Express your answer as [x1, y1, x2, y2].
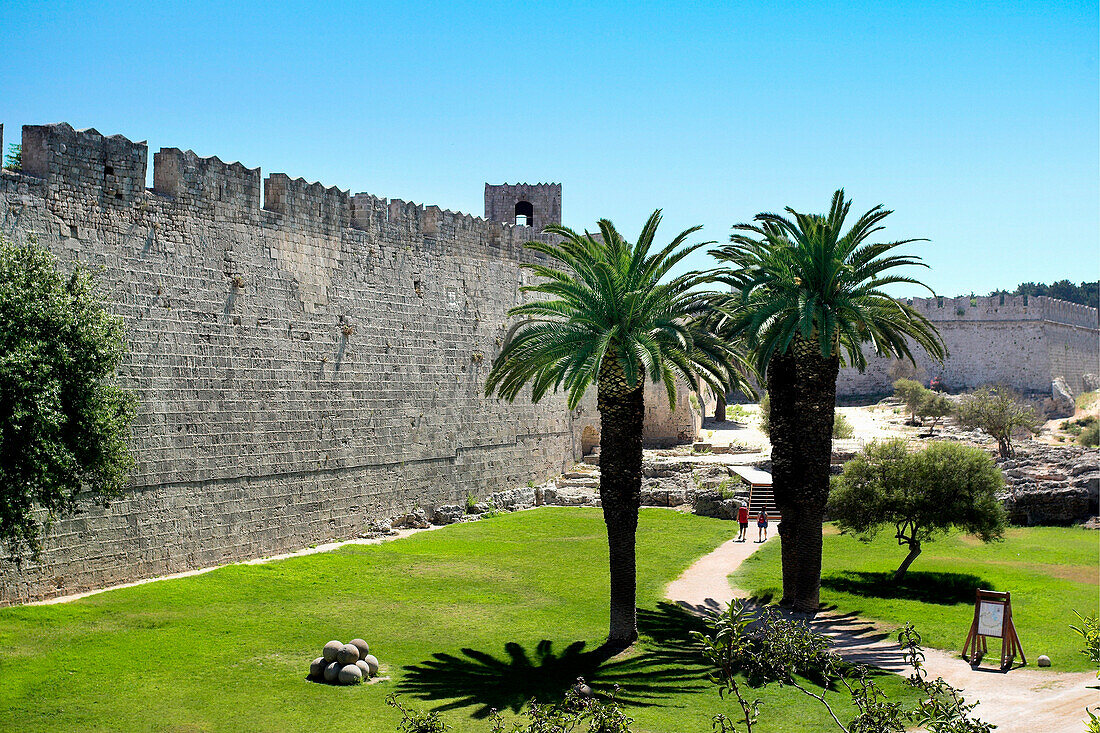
[977, 601, 1005, 638]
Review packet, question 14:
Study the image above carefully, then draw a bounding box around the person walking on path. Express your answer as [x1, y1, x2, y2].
[737, 504, 749, 542]
[756, 509, 769, 543]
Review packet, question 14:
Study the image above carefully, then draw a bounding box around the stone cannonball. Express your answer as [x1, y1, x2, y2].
[361, 654, 379, 676]
[323, 661, 342, 683]
[309, 656, 326, 679]
[349, 638, 370, 659]
[322, 640, 343, 662]
[336, 643, 360, 665]
[1037, 654, 1052, 667]
[355, 660, 372, 679]
[338, 663, 364, 685]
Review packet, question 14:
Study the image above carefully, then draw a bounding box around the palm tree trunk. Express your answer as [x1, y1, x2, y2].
[766, 335, 840, 614]
[597, 358, 644, 650]
[715, 392, 727, 422]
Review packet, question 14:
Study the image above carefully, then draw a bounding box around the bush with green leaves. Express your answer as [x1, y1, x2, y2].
[693, 600, 992, 733]
[892, 379, 929, 424]
[0, 237, 135, 558]
[828, 440, 1006, 582]
[1071, 611, 1100, 731]
[832, 412, 855, 440]
[956, 386, 1041, 458]
[915, 392, 953, 434]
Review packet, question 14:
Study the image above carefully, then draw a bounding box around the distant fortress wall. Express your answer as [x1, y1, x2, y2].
[836, 295, 1099, 397]
[0, 122, 592, 605]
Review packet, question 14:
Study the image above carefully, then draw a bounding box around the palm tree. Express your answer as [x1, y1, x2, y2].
[487, 210, 748, 649]
[711, 190, 945, 614]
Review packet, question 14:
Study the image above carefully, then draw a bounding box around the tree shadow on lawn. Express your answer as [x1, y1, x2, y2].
[397, 602, 713, 718]
[821, 571, 991, 606]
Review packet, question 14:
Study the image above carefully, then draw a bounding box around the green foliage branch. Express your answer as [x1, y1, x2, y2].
[711, 190, 946, 377]
[694, 601, 993, 733]
[0, 237, 136, 558]
[485, 210, 751, 410]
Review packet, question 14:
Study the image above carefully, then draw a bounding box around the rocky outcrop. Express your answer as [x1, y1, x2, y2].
[1050, 377, 1076, 419]
[995, 443, 1098, 525]
[691, 490, 746, 520]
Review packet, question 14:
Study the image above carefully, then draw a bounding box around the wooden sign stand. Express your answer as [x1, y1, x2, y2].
[963, 589, 1026, 670]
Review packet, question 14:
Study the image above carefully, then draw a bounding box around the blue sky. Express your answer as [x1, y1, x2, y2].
[2, 0, 1096, 297]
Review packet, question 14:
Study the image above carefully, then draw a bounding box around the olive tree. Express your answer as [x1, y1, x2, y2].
[956, 386, 1041, 458]
[916, 391, 954, 434]
[0, 237, 135, 558]
[892, 378, 928, 425]
[828, 440, 1006, 582]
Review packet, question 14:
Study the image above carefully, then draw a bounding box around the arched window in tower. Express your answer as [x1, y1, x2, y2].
[514, 200, 534, 227]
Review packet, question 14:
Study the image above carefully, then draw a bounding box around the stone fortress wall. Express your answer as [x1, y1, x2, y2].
[0, 122, 601, 605]
[836, 295, 1099, 398]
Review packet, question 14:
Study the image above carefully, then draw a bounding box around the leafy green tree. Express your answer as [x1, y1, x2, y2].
[916, 391, 953, 434]
[712, 190, 946, 612]
[4, 143, 21, 172]
[829, 440, 1006, 582]
[893, 378, 930, 424]
[956, 386, 1041, 458]
[0, 237, 135, 558]
[486, 211, 748, 648]
[989, 280, 1099, 309]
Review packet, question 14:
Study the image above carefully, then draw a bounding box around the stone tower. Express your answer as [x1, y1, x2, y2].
[484, 183, 561, 231]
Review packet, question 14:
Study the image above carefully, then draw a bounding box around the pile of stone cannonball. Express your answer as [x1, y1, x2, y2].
[308, 638, 380, 685]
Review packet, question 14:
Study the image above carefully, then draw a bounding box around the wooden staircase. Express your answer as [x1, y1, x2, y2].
[747, 485, 780, 521]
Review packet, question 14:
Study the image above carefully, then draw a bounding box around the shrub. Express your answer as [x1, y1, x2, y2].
[1080, 422, 1099, 448]
[694, 601, 993, 733]
[726, 404, 751, 422]
[832, 412, 854, 439]
[0, 237, 136, 558]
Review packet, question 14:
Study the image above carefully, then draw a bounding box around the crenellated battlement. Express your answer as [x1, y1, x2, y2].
[153, 148, 260, 221]
[263, 173, 350, 231]
[9, 122, 557, 250]
[21, 123, 148, 205]
[904, 295, 1098, 329]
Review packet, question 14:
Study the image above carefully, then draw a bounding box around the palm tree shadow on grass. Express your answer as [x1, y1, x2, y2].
[821, 571, 990, 605]
[396, 602, 713, 718]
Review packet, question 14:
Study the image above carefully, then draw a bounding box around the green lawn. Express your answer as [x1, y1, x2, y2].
[0, 508, 916, 732]
[733, 524, 1100, 672]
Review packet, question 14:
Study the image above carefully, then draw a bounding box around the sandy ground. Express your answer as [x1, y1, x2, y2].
[701, 401, 913, 456]
[665, 537, 1099, 733]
